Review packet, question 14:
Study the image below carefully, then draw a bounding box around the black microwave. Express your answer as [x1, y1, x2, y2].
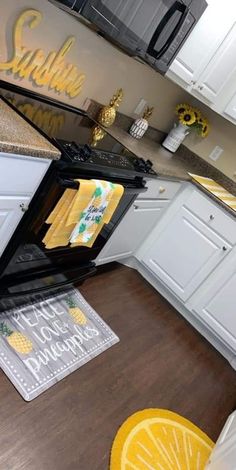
[50, 0, 208, 74]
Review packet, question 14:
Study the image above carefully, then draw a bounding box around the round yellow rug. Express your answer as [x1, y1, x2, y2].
[110, 409, 214, 470]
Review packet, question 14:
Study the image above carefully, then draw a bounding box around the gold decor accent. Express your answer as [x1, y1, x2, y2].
[143, 106, 154, 121]
[91, 125, 106, 147]
[0, 9, 86, 98]
[98, 88, 124, 128]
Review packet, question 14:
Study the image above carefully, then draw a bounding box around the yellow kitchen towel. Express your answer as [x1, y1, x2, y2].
[69, 180, 124, 245]
[42, 189, 77, 248]
[71, 183, 124, 247]
[189, 173, 236, 211]
[43, 179, 124, 249]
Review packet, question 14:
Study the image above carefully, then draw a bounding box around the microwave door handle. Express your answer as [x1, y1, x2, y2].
[147, 1, 189, 60]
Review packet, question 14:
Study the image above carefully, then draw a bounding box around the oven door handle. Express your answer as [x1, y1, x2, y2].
[147, 1, 189, 60]
[57, 177, 147, 194]
[0, 266, 97, 299]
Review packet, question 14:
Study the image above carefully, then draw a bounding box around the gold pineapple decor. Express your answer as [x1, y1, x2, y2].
[91, 88, 124, 147]
[66, 298, 87, 325]
[98, 88, 124, 127]
[0, 322, 33, 354]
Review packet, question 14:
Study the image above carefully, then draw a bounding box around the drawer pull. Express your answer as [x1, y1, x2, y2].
[133, 205, 139, 210]
[159, 186, 166, 194]
[222, 246, 227, 251]
[209, 214, 215, 220]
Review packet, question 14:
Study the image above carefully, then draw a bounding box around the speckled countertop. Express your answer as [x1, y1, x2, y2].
[104, 125, 236, 218]
[0, 98, 61, 160]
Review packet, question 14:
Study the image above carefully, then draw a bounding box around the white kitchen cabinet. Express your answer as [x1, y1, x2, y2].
[191, 20, 236, 109]
[166, 0, 233, 90]
[96, 199, 169, 265]
[190, 250, 236, 352]
[166, 0, 236, 124]
[0, 195, 31, 257]
[141, 188, 233, 302]
[0, 153, 51, 259]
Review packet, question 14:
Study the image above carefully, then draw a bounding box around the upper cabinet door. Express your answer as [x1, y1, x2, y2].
[192, 21, 236, 105]
[166, 0, 234, 88]
[141, 204, 231, 302]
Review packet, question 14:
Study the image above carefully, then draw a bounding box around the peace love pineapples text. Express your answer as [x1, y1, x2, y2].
[11, 297, 99, 381]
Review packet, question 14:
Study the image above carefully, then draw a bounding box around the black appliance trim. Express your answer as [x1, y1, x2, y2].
[147, 1, 189, 60]
[0, 265, 97, 298]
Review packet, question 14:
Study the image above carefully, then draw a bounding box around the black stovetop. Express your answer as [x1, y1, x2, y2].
[0, 82, 157, 177]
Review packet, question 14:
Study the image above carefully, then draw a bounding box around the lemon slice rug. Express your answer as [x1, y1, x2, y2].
[110, 409, 214, 470]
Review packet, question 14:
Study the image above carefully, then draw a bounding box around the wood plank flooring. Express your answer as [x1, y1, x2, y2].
[0, 264, 235, 470]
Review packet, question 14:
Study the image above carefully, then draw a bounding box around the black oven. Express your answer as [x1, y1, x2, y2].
[51, 0, 207, 74]
[0, 82, 155, 305]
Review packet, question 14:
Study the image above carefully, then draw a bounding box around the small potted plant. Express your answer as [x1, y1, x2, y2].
[162, 103, 210, 152]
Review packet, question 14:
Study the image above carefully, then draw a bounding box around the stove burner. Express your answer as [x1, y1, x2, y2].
[60, 140, 156, 175]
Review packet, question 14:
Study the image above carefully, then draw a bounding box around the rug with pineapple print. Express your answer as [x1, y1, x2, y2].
[0, 288, 119, 401]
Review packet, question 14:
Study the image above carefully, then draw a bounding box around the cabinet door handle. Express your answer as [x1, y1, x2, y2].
[209, 214, 214, 220]
[198, 85, 204, 90]
[190, 80, 196, 85]
[159, 186, 166, 194]
[133, 205, 139, 210]
[222, 246, 227, 251]
[20, 203, 28, 212]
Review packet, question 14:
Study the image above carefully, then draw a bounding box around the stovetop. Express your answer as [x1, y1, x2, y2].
[59, 140, 156, 175]
[0, 83, 157, 177]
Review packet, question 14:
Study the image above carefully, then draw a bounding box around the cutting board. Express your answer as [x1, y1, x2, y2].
[188, 173, 236, 212]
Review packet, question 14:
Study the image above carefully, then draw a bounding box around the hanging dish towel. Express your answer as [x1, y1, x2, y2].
[69, 180, 121, 245]
[70, 181, 124, 248]
[43, 179, 124, 249]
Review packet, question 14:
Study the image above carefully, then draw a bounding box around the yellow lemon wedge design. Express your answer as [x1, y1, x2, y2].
[110, 409, 214, 470]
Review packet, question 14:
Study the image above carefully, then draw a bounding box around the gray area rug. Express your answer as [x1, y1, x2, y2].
[0, 288, 119, 401]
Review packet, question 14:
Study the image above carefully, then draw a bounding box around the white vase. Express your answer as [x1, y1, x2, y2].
[162, 122, 190, 152]
[129, 118, 149, 139]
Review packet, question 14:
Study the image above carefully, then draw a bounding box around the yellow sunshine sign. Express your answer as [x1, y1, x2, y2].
[0, 9, 86, 98]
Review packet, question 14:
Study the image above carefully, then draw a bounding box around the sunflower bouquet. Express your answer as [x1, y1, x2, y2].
[175, 103, 210, 138]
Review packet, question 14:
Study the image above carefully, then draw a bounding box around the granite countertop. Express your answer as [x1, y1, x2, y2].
[0, 98, 61, 160]
[104, 125, 236, 218]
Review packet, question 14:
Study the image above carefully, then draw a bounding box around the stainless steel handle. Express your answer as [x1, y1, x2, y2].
[159, 186, 166, 194]
[222, 246, 227, 251]
[209, 214, 214, 220]
[20, 203, 28, 213]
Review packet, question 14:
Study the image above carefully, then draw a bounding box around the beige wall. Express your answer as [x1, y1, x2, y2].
[0, 0, 235, 180]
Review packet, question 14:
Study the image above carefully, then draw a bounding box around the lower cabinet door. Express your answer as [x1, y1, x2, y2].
[192, 257, 236, 351]
[96, 199, 169, 265]
[0, 194, 30, 257]
[142, 205, 231, 301]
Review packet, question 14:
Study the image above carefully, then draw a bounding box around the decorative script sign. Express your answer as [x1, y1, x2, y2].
[0, 9, 86, 98]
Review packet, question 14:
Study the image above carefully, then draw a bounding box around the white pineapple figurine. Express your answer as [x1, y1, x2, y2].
[129, 106, 154, 139]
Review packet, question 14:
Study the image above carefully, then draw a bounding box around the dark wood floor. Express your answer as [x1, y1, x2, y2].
[0, 265, 235, 470]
